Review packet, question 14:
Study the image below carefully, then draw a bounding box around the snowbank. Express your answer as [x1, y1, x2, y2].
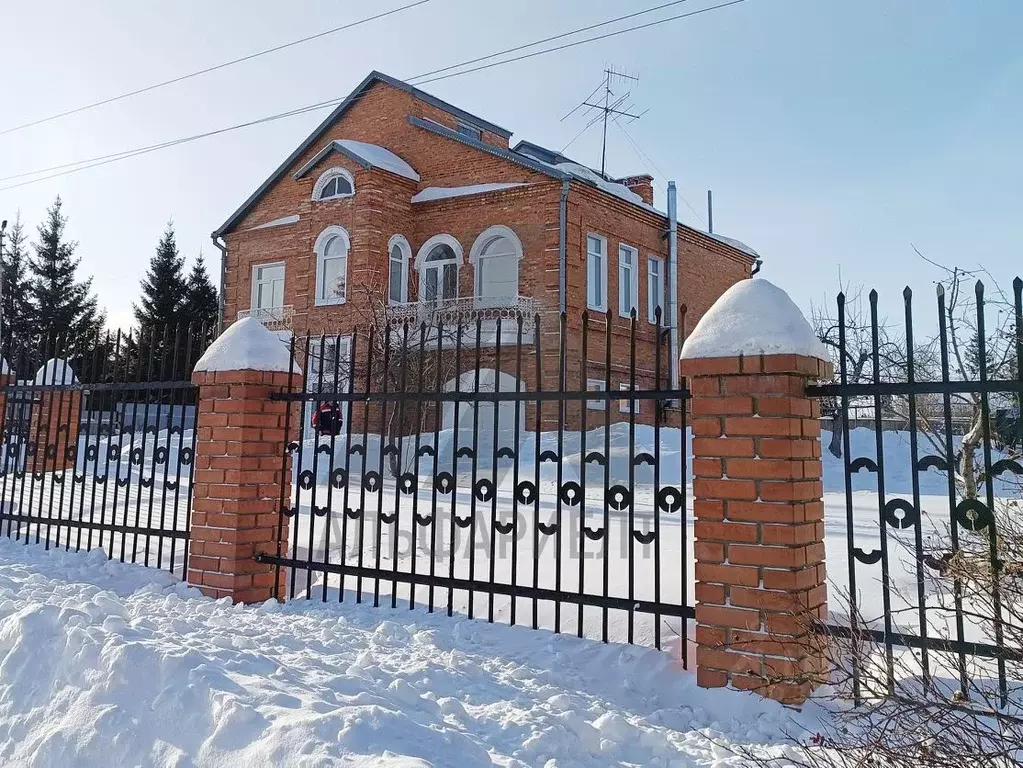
[681, 278, 828, 360]
[194, 316, 298, 374]
[0, 539, 820, 766]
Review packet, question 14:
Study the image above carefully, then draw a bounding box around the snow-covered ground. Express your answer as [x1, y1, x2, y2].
[0, 538, 824, 767]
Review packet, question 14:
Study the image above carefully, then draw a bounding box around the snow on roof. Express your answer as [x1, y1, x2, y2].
[33, 358, 78, 386]
[680, 278, 827, 360]
[705, 232, 760, 259]
[554, 162, 646, 207]
[246, 214, 300, 231]
[194, 317, 299, 374]
[411, 182, 529, 203]
[336, 139, 420, 182]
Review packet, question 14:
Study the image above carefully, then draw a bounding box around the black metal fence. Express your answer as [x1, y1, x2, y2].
[259, 311, 695, 656]
[807, 278, 1022, 706]
[0, 325, 212, 577]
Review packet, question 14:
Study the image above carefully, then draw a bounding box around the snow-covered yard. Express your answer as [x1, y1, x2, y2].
[0, 538, 821, 767]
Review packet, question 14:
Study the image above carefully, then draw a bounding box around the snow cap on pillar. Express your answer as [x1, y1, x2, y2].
[681, 278, 827, 360]
[0, 358, 12, 378]
[194, 316, 300, 374]
[33, 358, 78, 385]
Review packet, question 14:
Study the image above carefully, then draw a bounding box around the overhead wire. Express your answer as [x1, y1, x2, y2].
[0, 0, 748, 193]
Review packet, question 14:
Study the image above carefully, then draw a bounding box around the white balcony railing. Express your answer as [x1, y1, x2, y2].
[385, 295, 539, 345]
[238, 305, 295, 332]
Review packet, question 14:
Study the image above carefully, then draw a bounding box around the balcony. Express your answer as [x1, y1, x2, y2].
[385, 295, 539, 346]
[238, 305, 295, 332]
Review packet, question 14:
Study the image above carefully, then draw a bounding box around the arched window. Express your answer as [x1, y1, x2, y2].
[415, 235, 462, 305]
[387, 235, 411, 305]
[469, 225, 523, 308]
[312, 167, 355, 201]
[313, 226, 350, 306]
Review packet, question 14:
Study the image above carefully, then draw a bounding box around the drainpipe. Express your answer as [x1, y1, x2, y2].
[558, 179, 570, 313]
[667, 182, 680, 390]
[211, 233, 228, 334]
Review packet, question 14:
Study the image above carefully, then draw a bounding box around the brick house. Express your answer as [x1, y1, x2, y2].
[212, 71, 758, 428]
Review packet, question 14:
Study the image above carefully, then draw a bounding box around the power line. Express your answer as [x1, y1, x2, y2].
[0, 0, 748, 193]
[0, 0, 433, 137]
[614, 119, 706, 224]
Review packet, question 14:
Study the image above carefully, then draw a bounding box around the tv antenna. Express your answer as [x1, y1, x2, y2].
[562, 65, 645, 177]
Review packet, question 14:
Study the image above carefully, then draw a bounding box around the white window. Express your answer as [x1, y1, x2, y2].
[586, 378, 607, 411]
[618, 244, 638, 317]
[388, 235, 411, 305]
[251, 263, 285, 311]
[457, 121, 482, 141]
[619, 383, 639, 414]
[416, 235, 463, 305]
[470, 225, 523, 309]
[586, 234, 607, 312]
[312, 167, 355, 201]
[308, 335, 352, 393]
[647, 255, 665, 324]
[314, 226, 349, 306]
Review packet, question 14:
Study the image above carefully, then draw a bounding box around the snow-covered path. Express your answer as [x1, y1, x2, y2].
[0, 538, 820, 767]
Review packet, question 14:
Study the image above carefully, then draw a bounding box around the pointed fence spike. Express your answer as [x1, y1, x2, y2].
[936, 283, 945, 298]
[903, 286, 912, 300]
[869, 288, 879, 303]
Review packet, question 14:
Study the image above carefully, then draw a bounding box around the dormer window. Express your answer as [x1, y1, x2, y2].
[312, 167, 355, 201]
[456, 121, 482, 142]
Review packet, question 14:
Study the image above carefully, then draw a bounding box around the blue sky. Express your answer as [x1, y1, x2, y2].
[0, 0, 1019, 330]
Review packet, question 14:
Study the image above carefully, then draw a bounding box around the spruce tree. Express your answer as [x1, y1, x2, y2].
[134, 222, 187, 330]
[183, 252, 219, 333]
[28, 196, 106, 345]
[1, 212, 34, 347]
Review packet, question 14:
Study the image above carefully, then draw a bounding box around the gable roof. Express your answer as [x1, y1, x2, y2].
[214, 71, 510, 237]
[293, 139, 420, 182]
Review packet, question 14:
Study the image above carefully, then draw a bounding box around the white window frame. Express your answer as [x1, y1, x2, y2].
[308, 334, 352, 390]
[586, 233, 608, 312]
[387, 234, 411, 305]
[586, 378, 607, 411]
[311, 167, 355, 201]
[647, 255, 665, 325]
[618, 243, 639, 318]
[313, 225, 350, 307]
[250, 261, 285, 312]
[415, 234, 463, 305]
[619, 383, 639, 414]
[469, 225, 523, 308]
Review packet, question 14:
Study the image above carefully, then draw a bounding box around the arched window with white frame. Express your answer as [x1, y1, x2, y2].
[469, 225, 523, 309]
[312, 167, 355, 201]
[313, 226, 350, 306]
[387, 235, 411, 305]
[415, 234, 462, 306]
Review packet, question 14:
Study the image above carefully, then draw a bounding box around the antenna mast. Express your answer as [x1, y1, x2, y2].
[562, 66, 643, 178]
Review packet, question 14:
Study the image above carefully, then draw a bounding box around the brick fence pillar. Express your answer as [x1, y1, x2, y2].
[188, 318, 301, 603]
[27, 359, 81, 475]
[680, 279, 832, 705]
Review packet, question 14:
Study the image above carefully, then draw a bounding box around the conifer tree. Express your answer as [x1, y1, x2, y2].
[134, 222, 187, 330]
[0, 212, 34, 347]
[28, 196, 105, 345]
[183, 252, 219, 334]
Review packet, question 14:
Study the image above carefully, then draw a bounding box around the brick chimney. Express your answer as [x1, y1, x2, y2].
[617, 174, 654, 206]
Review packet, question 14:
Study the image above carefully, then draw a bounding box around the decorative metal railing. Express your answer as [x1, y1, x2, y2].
[385, 296, 540, 338]
[238, 305, 295, 332]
